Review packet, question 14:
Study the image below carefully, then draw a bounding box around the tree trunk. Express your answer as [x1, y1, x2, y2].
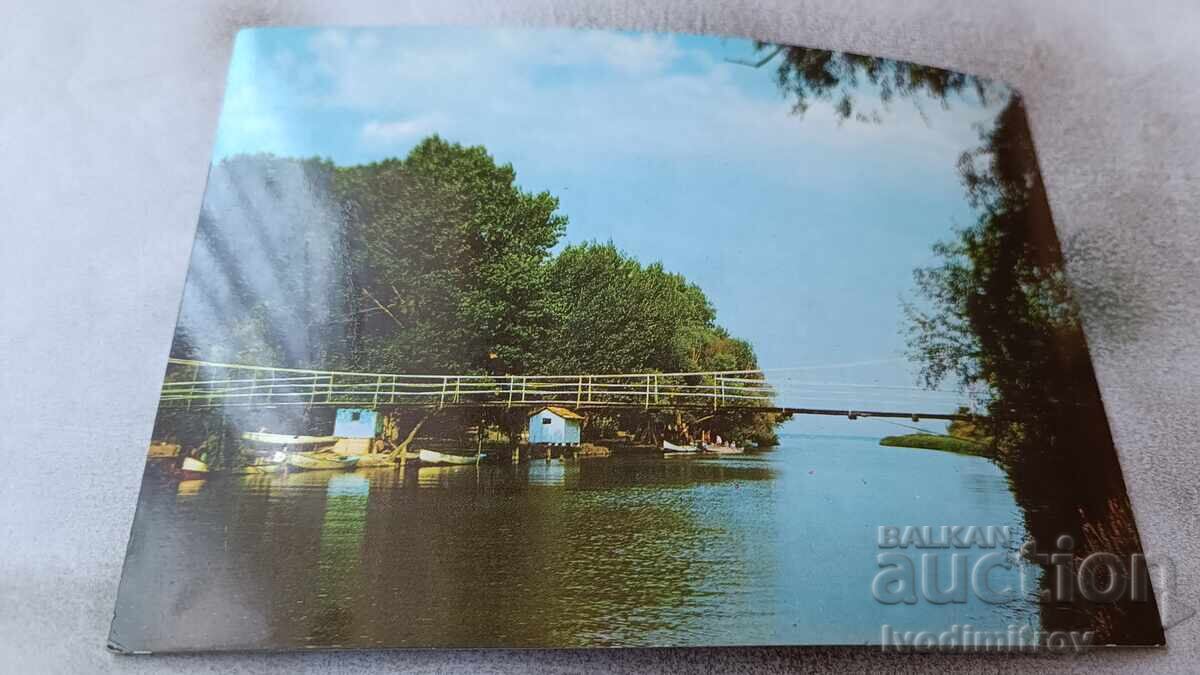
[392, 410, 436, 455]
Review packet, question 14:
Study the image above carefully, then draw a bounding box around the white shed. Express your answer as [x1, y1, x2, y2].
[527, 406, 583, 446]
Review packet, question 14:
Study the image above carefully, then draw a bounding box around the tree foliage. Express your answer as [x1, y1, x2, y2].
[172, 136, 786, 446]
[541, 242, 715, 374]
[173, 154, 350, 369]
[543, 242, 781, 446]
[749, 43, 992, 122]
[335, 136, 565, 374]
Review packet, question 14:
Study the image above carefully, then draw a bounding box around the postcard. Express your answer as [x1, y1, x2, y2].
[109, 26, 1163, 653]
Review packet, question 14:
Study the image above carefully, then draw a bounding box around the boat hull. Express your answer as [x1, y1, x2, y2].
[352, 453, 397, 468]
[662, 440, 700, 454]
[662, 440, 741, 456]
[286, 452, 360, 471]
[242, 431, 338, 446]
[179, 456, 210, 479]
[233, 462, 284, 475]
[418, 449, 483, 465]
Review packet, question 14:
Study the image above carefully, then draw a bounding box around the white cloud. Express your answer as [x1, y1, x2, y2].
[361, 116, 439, 144]
[218, 27, 1002, 182]
[582, 31, 683, 75]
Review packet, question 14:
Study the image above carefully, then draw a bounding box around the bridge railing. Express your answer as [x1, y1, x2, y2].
[158, 358, 778, 410]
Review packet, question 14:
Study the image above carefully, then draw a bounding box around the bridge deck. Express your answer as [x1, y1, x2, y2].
[157, 358, 972, 421]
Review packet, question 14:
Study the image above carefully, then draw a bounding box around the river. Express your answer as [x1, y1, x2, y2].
[110, 431, 1039, 652]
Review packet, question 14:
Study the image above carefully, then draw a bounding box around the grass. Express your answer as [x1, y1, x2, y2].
[879, 433, 994, 459]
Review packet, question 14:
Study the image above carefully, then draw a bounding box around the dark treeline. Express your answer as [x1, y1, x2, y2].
[169, 136, 783, 447]
[745, 42, 1161, 642]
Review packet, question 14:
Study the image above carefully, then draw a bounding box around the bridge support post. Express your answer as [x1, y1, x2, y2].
[186, 363, 197, 411]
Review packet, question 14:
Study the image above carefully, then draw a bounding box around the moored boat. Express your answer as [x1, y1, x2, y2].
[662, 439, 742, 456]
[286, 451, 360, 471]
[233, 462, 284, 475]
[180, 456, 210, 479]
[418, 449, 484, 465]
[662, 440, 700, 454]
[242, 431, 339, 447]
[353, 453, 398, 468]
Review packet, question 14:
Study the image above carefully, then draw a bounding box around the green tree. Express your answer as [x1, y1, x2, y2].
[171, 154, 352, 369]
[541, 242, 714, 374]
[542, 242, 784, 445]
[335, 136, 566, 374]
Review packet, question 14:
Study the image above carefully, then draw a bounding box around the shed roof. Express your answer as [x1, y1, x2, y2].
[529, 406, 585, 420]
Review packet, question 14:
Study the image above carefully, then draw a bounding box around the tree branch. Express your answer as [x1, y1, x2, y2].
[725, 45, 784, 69]
[361, 286, 404, 328]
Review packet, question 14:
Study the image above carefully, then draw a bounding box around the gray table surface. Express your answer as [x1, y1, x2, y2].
[2, 1, 1198, 672]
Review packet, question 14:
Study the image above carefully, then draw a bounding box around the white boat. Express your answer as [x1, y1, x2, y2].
[662, 439, 742, 456]
[242, 431, 339, 446]
[180, 456, 210, 478]
[662, 440, 700, 453]
[286, 451, 360, 471]
[418, 449, 484, 465]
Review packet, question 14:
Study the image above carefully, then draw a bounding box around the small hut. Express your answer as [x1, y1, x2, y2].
[527, 406, 584, 446]
[332, 408, 380, 454]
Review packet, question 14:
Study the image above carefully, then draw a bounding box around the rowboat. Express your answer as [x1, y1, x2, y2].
[418, 449, 484, 465]
[180, 456, 210, 479]
[233, 462, 284, 475]
[286, 451, 360, 471]
[662, 440, 700, 454]
[662, 439, 743, 456]
[242, 431, 339, 446]
[353, 453, 398, 468]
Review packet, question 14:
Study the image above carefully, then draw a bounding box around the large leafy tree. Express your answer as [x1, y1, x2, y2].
[171, 138, 790, 447]
[171, 154, 351, 369]
[541, 242, 714, 374]
[541, 242, 784, 445]
[335, 136, 565, 375]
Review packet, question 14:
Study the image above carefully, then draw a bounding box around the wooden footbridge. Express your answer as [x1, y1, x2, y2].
[158, 358, 975, 422]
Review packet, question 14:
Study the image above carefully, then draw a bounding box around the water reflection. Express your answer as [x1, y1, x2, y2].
[310, 474, 369, 645]
[526, 459, 567, 486]
[416, 463, 479, 488]
[111, 435, 1037, 651]
[176, 479, 206, 496]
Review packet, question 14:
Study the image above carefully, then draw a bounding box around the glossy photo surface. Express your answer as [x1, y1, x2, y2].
[109, 27, 1162, 653]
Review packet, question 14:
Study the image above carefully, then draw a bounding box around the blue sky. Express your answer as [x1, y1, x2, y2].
[213, 27, 1004, 434]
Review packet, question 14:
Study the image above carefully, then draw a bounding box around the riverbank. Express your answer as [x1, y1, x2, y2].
[879, 433, 994, 460]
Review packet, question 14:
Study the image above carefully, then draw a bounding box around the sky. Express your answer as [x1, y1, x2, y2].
[211, 27, 1005, 435]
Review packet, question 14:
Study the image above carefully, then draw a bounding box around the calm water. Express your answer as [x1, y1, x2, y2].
[111, 433, 1038, 651]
